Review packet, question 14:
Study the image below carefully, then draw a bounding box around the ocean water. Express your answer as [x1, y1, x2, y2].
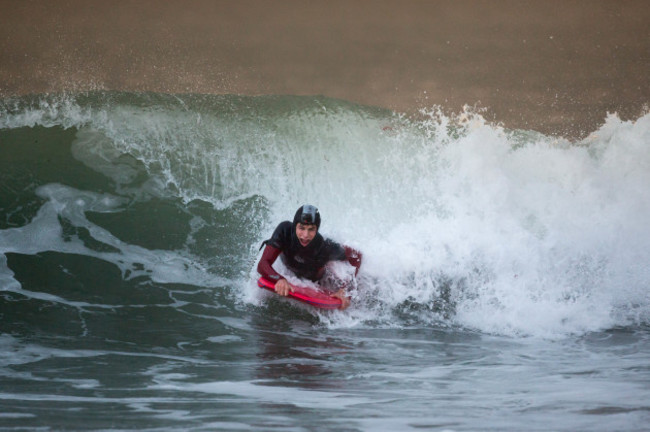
[0, 92, 649, 431]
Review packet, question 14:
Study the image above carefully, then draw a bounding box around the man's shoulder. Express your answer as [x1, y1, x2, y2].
[322, 237, 346, 257]
[323, 237, 341, 247]
[269, 221, 293, 245]
[274, 220, 293, 233]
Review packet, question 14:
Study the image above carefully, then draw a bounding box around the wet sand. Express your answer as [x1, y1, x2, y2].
[1, 0, 648, 138]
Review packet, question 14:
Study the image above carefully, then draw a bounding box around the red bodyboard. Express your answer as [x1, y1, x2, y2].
[257, 277, 342, 310]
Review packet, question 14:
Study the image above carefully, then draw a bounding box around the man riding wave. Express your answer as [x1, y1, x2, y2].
[257, 204, 362, 309]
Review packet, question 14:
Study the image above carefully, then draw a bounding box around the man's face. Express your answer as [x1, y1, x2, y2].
[296, 223, 318, 247]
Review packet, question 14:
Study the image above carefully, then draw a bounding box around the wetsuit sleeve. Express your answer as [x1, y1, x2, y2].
[344, 246, 363, 276]
[257, 245, 283, 281]
[325, 240, 363, 275]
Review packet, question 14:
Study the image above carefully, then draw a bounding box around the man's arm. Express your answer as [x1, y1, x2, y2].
[257, 245, 293, 296]
[344, 246, 362, 276]
[328, 246, 362, 310]
[257, 244, 282, 281]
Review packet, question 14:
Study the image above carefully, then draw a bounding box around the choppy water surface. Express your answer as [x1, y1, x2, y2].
[1, 92, 649, 430]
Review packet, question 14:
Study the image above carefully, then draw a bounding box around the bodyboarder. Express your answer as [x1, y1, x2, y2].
[257, 204, 362, 309]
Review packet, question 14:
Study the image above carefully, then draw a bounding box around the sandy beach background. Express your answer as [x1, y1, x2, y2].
[1, 0, 648, 138]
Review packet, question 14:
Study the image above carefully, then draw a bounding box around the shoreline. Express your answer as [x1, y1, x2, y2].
[1, 0, 648, 138]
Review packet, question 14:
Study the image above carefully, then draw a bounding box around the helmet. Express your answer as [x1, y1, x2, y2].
[293, 204, 321, 228]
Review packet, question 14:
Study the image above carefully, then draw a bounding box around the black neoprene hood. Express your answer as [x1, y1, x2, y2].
[293, 204, 321, 228]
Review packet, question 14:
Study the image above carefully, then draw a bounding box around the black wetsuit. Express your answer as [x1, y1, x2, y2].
[259, 221, 347, 282]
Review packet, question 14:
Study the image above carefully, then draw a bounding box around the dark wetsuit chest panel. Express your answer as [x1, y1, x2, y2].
[265, 221, 346, 281]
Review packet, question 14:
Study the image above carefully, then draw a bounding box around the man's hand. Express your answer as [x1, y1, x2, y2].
[332, 289, 351, 310]
[275, 278, 293, 296]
